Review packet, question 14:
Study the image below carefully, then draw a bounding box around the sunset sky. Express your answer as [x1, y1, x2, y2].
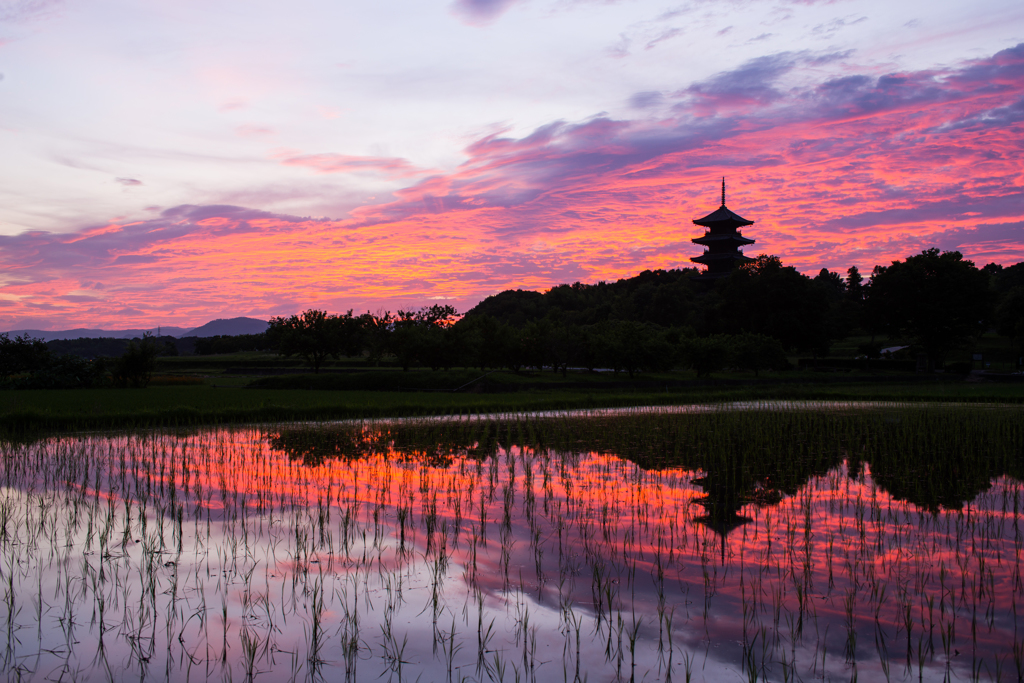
[1, 0, 1022, 329]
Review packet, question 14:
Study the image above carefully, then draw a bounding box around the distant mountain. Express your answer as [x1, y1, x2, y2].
[4, 317, 268, 341]
[5, 327, 191, 342]
[182, 317, 268, 338]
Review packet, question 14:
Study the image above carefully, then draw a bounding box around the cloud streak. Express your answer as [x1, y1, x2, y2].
[278, 152, 429, 179]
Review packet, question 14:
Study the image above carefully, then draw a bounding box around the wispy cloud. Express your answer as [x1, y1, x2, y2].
[277, 152, 429, 179]
[0, 0, 63, 23]
[236, 125, 274, 138]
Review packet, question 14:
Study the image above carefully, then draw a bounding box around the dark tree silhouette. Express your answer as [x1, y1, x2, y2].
[866, 249, 992, 369]
[391, 305, 459, 371]
[112, 333, 159, 388]
[714, 255, 832, 354]
[267, 309, 360, 373]
[846, 266, 864, 302]
[683, 335, 731, 377]
[0, 333, 49, 382]
[729, 332, 788, 376]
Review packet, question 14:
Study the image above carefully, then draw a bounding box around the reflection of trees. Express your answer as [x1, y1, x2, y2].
[267, 420, 509, 467]
[856, 410, 1024, 512]
[267, 408, 1024, 518]
[586, 409, 1023, 518]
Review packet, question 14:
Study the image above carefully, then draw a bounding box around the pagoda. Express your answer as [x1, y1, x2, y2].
[690, 179, 755, 280]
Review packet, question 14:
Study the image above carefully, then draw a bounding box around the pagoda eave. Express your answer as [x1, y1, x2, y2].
[692, 220, 754, 232]
[692, 234, 755, 247]
[692, 206, 754, 229]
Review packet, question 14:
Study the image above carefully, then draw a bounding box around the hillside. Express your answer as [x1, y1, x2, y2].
[184, 318, 268, 337]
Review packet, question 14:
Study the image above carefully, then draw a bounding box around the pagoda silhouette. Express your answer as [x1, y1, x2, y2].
[690, 179, 755, 281]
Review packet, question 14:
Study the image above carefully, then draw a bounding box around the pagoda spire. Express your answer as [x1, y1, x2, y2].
[721, 177, 726, 207]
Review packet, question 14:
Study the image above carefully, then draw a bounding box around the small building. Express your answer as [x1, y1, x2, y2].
[690, 179, 755, 281]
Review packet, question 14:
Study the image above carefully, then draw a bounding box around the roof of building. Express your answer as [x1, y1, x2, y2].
[692, 205, 754, 228]
[690, 251, 755, 264]
[692, 232, 755, 247]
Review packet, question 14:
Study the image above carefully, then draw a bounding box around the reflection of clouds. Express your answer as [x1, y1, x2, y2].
[7, 411, 1023, 681]
[256, 420, 1024, 680]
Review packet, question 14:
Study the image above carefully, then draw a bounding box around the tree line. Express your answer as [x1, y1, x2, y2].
[264, 249, 1024, 375]
[0, 333, 167, 389]
[3, 247, 1021, 385]
[266, 306, 791, 377]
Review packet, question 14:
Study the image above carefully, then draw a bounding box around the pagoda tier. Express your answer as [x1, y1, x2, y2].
[690, 179, 755, 280]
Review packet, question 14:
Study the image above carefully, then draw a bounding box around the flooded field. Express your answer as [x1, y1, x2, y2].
[1, 404, 1022, 682]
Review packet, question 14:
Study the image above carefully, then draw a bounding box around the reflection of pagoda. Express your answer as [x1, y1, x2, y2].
[690, 179, 755, 281]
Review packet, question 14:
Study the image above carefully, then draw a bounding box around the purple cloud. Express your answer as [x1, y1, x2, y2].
[629, 91, 665, 109]
[112, 255, 161, 265]
[451, 0, 521, 25]
[0, 204, 306, 282]
[682, 53, 802, 110]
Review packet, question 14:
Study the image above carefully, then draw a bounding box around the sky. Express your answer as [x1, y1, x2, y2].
[0, 0, 1022, 330]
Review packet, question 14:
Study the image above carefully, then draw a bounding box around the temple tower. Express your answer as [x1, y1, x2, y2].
[690, 179, 755, 281]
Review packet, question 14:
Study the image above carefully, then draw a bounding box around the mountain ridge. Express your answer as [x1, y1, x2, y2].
[5, 317, 268, 341]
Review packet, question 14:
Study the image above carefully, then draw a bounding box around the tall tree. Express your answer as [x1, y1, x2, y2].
[112, 334, 160, 388]
[713, 255, 832, 354]
[846, 266, 864, 302]
[866, 249, 992, 369]
[391, 305, 459, 371]
[267, 309, 359, 373]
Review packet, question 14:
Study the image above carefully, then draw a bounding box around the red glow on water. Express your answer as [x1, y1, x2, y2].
[24, 424, 1023, 679]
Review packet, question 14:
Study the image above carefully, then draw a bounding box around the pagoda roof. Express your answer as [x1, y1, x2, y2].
[692, 205, 754, 229]
[691, 252, 754, 264]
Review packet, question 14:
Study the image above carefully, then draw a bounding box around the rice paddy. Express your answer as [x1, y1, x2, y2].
[1, 403, 1022, 681]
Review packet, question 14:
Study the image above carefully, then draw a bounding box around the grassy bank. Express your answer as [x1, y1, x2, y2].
[2, 372, 1022, 433]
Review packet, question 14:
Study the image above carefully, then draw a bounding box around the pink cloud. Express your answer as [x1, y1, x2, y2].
[236, 125, 274, 137]
[278, 152, 428, 179]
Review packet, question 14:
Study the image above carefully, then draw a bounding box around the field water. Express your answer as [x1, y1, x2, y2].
[1, 405, 1022, 682]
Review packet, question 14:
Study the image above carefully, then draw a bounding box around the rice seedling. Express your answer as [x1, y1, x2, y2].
[0, 402, 1020, 680]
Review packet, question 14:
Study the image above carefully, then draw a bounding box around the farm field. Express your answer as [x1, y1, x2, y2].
[1, 404, 1022, 681]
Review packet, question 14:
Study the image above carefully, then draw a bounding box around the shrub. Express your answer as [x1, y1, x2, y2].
[13, 355, 110, 389]
[683, 335, 732, 377]
[729, 333, 789, 376]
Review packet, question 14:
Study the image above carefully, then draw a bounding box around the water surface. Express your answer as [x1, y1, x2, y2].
[1, 406, 1021, 681]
